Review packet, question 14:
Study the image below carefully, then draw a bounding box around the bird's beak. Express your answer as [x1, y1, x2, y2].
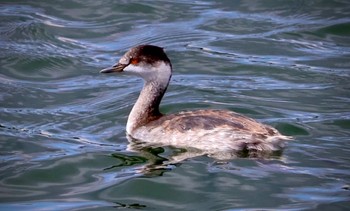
[100, 63, 128, 73]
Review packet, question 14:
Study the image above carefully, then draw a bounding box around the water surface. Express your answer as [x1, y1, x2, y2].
[1, 1, 350, 210]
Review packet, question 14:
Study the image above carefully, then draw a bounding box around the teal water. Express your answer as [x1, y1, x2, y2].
[1, 1, 350, 210]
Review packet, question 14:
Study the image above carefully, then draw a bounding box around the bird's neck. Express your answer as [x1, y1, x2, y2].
[126, 80, 168, 134]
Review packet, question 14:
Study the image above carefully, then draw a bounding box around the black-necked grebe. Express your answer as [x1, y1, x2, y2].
[100, 45, 291, 158]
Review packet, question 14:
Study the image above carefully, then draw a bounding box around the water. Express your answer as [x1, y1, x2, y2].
[1, 0, 350, 210]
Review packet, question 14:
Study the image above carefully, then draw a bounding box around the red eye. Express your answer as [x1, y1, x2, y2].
[131, 58, 139, 65]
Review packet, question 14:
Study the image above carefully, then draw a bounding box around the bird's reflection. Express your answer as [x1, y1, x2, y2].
[118, 134, 284, 175]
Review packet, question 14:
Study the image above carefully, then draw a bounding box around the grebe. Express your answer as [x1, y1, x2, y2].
[100, 45, 291, 158]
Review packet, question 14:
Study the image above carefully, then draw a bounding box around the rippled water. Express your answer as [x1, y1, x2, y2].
[1, 1, 350, 210]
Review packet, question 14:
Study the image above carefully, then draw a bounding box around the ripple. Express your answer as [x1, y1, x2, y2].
[280, 182, 350, 204]
[1, 1, 350, 210]
[0, 200, 113, 211]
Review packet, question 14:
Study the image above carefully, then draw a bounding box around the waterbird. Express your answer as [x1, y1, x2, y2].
[100, 45, 291, 159]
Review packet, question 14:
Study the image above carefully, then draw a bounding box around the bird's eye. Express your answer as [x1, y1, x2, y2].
[130, 58, 139, 65]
